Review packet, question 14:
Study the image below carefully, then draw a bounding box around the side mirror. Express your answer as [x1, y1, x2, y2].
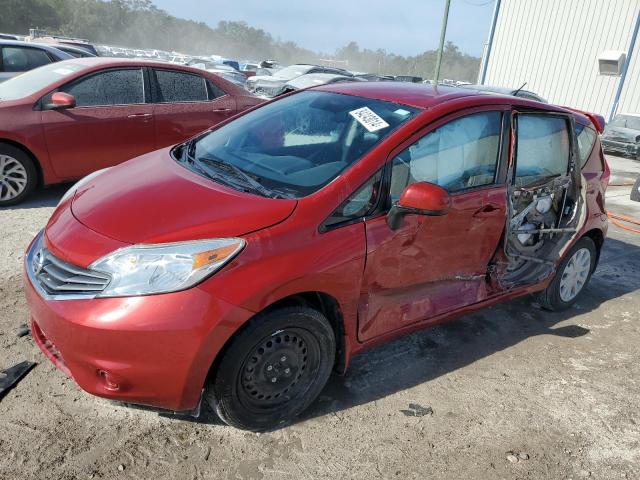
[46, 92, 76, 110]
[387, 182, 451, 230]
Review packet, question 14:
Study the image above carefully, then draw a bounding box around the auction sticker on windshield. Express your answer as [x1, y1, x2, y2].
[349, 107, 390, 132]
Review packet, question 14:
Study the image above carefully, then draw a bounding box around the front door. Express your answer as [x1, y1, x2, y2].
[41, 67, 155, 179]
[358, 108, 509, 342]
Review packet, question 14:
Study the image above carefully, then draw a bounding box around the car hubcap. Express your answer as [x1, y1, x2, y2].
[239, 329, 318, 410]
[0, 155, 28, 201]
[559, 248, 591, 302]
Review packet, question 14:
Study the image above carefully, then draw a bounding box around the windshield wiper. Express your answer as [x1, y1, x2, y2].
[198, 156, 276, 198]
[178, 141, 289, 198]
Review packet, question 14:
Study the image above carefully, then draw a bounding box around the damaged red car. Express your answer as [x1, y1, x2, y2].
[24, 82, 609, 431]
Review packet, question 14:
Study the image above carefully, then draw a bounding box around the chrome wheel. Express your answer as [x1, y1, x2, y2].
[559, 247, 591, 302]
[0, 154, 28, 202]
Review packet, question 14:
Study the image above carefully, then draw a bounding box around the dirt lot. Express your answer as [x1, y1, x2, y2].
[1, 156, 639, 480]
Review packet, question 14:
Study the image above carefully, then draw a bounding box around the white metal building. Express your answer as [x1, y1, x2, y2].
[478, 0, 640, 120]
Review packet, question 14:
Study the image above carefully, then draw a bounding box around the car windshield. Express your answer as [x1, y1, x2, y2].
[610, 114, 640, 131]
[178, 90, 420, 198]
[0, 61, 85, 100]
[271, 65, 314, 80]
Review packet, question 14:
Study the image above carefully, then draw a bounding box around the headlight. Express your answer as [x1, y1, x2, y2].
[90, 238, 245, 297]
[57, 168, 110, 207]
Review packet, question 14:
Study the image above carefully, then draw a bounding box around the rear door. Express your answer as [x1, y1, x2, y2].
[358, 107, 510, 342]
[41, 67, 155, 179]
[150, 68, 236, 149]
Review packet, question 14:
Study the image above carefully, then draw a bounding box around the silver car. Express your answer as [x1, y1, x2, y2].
[0, 40, 73, 82]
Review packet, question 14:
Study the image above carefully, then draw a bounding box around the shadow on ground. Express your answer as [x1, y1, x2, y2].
[0, 185, 69, 211]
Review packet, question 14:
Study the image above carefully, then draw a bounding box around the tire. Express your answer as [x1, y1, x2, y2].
[0, 144, 37, 206]
[205, 306, 336, 431]
[536, 237, 597, 311]
[631, 176, 640, 202]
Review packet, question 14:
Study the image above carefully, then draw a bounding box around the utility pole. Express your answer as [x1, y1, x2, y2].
[433, 0, 451, 85]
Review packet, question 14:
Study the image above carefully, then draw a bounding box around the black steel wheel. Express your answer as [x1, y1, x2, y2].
[206, 306, 335, 431]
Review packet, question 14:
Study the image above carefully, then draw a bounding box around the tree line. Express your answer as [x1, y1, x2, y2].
[0, 0, 481, 81]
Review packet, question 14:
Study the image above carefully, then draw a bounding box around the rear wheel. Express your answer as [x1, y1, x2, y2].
[0, 144, 37, 206]
[205, 306, 335, 431]
[537, 237, 597, 311]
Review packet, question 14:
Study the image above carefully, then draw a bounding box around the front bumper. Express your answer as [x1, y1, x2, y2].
[601, 138, 640, 157]
[24, 241, 255, 411]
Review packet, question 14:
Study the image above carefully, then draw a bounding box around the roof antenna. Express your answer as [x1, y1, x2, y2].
[513, 82, 527, 96]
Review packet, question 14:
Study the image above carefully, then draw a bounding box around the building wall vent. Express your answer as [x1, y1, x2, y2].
[598, 50, 627, 76]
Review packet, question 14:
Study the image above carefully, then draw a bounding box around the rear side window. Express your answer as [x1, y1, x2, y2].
[1, 47, 52, 72]
[575, 123, 597, 167]
[515, 115, 570, 186]
[155, 69, 208, 102]
[60, 69, 144, 107]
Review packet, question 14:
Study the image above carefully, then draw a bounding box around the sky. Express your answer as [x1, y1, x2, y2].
[150, 0, 496, 58]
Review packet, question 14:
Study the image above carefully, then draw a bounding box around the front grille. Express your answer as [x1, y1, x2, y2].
[28, 232, 110, 298]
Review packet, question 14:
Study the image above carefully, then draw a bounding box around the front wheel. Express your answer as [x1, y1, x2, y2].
[205, 306, 336, 431]
[537, 237, 597, 311]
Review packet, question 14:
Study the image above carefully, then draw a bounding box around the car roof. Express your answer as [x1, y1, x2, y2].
[315, 81, 592, 125]
[31, 42, 95, 57]
[316, 82, 484, 109]
[0, 39, 67, 52]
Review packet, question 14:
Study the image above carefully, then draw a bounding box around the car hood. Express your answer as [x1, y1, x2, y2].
[70, 149, 297, 244]
[604, 127, 639, 142]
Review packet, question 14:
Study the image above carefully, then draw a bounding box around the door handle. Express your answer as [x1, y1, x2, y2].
[473, 203, 502, 217]
[212, 108, 233, 113]
[127, 113, 153, 120]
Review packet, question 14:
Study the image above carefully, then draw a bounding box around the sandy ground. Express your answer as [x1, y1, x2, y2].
[0, 156, 639, 480]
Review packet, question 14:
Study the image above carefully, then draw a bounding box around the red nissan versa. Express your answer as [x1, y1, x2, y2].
[0, 57, 263, 205]
[23, 82, 609, 431]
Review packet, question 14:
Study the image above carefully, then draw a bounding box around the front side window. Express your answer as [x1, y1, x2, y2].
[2, 47, 51, 72]
[515, 114, 570, 186]
[60, 69, 144, 107]
[155, 69, 207, 102]
[181, 91, 420, 198]
[390, 111, 503, 201]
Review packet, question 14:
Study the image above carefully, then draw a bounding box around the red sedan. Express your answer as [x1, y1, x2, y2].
[24, 82, 609, 431]
[0, 57, 263, 205]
